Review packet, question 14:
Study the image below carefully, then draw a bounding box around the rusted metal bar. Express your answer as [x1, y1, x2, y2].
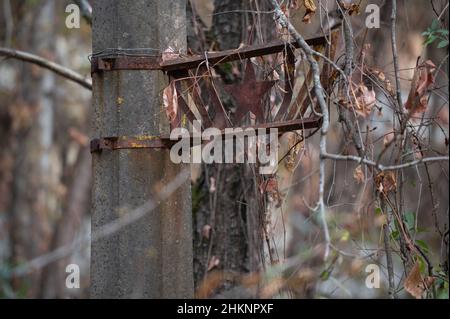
[91, 55, 161, 74]
[90, 35, 327, 74]
[90, 117, 322, 153]
[161, 36, 326, 72]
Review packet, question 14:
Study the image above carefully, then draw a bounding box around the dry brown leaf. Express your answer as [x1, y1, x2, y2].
[404, 262, 434, 299]
[383, 132, 395, 147]
[339, 1, 360, 15]
[195, 271, 234, 298]
[163, 82, 177, 122]
[375, 171, 397, 194]
[368, 67, 394, 95]
[340, 82, 376, 117]
[285, 133, 303, 172]
[405, 262, 423, 298]
[354, 84, 376, 117]
[405, 59, 436, 115]
[302, 0, 316, 23]
[353, 165, 364, 184]
[347, 3, 360, 15]
[260, 277, 285, 298]
[260, 177, 281, 205]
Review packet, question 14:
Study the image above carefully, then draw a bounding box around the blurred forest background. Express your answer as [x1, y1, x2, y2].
[0, 0, 448, 298]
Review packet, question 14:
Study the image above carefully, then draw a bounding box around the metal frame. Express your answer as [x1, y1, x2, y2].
[90, 33, 337, 153]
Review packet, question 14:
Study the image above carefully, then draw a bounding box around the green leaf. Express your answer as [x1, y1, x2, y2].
[437, 40, 449, 48]
[416, 240, 429, 254]
[405, 212, 416, 231]
[320, 270, 330, 281]
[416, 227, 428, 234]
[423, 35, 437, 46]
[391, 230, 400, 240]
[431, 19, 440, 30]
[375, 207, 382, 215]
[417, 256, 426, 274]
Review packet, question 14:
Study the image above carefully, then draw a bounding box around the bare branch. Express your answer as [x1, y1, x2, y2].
[381, 196, 397, 299]
[338, 4, 365, 157]
[0, 47, 92, 90]
[391, 0, 403, 112]
[322, 152, 449, 171]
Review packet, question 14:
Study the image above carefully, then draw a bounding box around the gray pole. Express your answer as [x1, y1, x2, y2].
[90, 0, 193, 298]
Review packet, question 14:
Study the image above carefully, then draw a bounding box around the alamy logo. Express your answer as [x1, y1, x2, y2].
[365, 4, 380, 29]
[365, 264, 380, 289]
[65, 4, 81, 29]
[169, 120, 278, 175]
[65, 264, 80, 289]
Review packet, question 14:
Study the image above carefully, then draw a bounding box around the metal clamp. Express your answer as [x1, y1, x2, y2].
[91, 56, 162, 74]
[90, 117, 322, 153]
[90, 135, 175, 153]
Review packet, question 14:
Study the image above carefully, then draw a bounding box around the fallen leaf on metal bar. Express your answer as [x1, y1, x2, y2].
[163, 82, 178, 122]
[162, 46, 179, 62]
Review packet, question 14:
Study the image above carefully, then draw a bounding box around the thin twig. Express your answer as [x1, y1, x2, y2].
[381, 196, 397, 299]
[390, 0, 403, 113]
[338, 5, 364, 157]
[322, 152, 448, 171]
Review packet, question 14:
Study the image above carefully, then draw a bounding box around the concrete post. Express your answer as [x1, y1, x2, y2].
[90, 0, 193, 298]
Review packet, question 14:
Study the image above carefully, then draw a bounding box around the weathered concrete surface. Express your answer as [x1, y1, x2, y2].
[90, 0, 193, 298]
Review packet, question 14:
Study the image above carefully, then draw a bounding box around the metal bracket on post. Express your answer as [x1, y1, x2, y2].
[90, 33, 336, 152]
[91, 55, 162, 74]
[90, 117, 323, 153]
